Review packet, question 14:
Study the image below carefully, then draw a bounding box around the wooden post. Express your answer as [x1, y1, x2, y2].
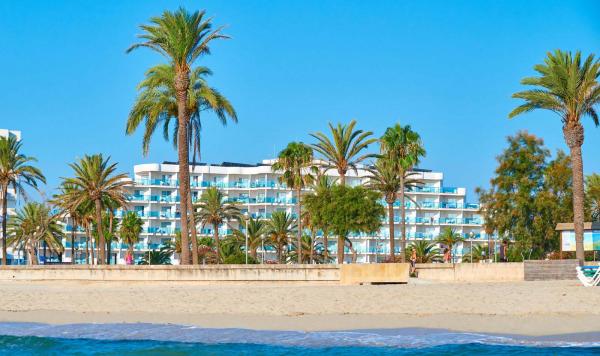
[559, 232, 563, 260]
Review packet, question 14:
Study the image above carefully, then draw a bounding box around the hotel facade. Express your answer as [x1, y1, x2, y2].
[62, 160, 488, 264]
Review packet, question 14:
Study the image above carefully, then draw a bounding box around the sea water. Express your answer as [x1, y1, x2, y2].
[0, 323, 598, 355]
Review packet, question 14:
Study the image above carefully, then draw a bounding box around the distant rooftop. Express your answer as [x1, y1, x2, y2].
[161, 160, 431, 172]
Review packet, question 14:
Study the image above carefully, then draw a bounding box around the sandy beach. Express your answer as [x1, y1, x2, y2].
[0, 279, 598, 336]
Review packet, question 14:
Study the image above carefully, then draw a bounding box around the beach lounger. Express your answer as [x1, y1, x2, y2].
[576, 265, 600, 287]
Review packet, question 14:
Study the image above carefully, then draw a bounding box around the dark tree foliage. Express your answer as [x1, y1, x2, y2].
[477, 131, 573, 259]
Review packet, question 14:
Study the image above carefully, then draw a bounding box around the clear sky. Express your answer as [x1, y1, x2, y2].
[1, 0, 599, 201]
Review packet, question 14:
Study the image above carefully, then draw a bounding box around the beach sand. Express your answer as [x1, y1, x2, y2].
[0, 279, 598, 336]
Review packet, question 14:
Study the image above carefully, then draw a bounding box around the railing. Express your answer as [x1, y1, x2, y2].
[384, 216, 482, 225]
[405, 186, 458, 194]
[380, 200, 480, 210]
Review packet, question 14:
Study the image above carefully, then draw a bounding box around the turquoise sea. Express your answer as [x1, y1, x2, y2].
[0, 323, 598, 355]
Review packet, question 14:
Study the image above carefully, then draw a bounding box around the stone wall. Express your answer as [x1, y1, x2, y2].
[523, 260, 578, 281]
[416, 262, 524, 282]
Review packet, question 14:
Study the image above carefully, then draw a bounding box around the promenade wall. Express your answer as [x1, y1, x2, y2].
[416, 262, 525, 282]
[0, 264, 409, 284]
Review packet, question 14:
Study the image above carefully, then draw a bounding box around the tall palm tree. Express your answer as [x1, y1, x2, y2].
[52, 183, 84, 264]
[436, 227, 465, 263]
[7, 202, 64, 265]
[380, 124, 426, 262]
[119, 211, 144, 263]
[266, 211, 297, 263]
[272, 142, 314, 262]
[0, 136, 46, 265]
[509, 50, 600, 264]
[310, 120, 376, 186]
[232, 216, 266, 259]
[127, 8, 230, 265]
[62, 154, 130, 264]
[367, 157, 401, 261]
[194, 187, 241, 263]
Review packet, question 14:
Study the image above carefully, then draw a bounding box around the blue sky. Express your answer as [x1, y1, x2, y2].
[1, 0, 599, 201]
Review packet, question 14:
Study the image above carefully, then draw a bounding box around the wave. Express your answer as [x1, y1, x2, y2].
[0, 322, 598, 349]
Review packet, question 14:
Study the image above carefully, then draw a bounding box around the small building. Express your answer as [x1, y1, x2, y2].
[556, 222, 600, 253]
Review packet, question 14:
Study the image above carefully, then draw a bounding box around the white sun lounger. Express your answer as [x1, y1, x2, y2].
[576, 264, 600, 287]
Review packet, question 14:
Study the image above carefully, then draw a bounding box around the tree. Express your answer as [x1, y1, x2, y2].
[367, 157, 421, 261]
[477, 132, 573, 259]
[461, 244, 488, 263]
[326, 185, 384, 263]
[52, 183, 85, 264]
[436, 227, 465, 263]
[310, 120, 376, 186]
[266, 211, 297, 263]
[127, 7, 230, 265]
[287, 234, 330, 264]
[62, 154, 130, 264]
[194, 187, 241, 263]
[138, 245, 173, 265]
[232, 216, 266, 259]
[509, 50, 600, 264]
[405, 240, 442, 263]
[7, 202, 64, 265]
[380, 124, 426, 262]
[126, 64, 237, 265]
[272, 142, 314, 262]
[119, 211, 143, 262]
[586, 174, 600, 221]
[92, 212, 119, 265]
[303, 173, 336, 262]
[0, 136, 45, 265]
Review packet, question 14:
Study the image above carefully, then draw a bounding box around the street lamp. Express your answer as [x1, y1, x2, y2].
[244, 212, 249, 264]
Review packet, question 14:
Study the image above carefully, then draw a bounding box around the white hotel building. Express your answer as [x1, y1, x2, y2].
[64, 160, 487, 264]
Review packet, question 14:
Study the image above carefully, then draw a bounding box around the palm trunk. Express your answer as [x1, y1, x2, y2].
[323, 231, 329, 262]
[296, 187, 302, 264]
[1, 185, 8, 265]
[85, 223, 90, 265]
[570, 144, 586, 264]
[278, 241, 283, 263]
[107, 211, 114, 265]
[70, 221, 76, 264]
[339, 172, 346, 186]
[175, 67, 191, 265]
[400, 174, 407, 263]
[188, 196, 199, 265]
[94, 199, 105, 264]
[387, 200, 395, 261]
[213, 227, 220, 264]
[564, 124, 585, 265]
[310, 229, 315, 264]
[337, 235, 345, 264]
[27, 241, 37, 265]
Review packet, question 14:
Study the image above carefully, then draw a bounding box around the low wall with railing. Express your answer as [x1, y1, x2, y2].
[416, 262, 525, 282]
[0, 264, 410, 284]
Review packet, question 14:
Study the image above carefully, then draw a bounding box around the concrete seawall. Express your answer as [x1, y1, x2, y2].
[416, 263, 525, 282]
[0, 264, 410, 285]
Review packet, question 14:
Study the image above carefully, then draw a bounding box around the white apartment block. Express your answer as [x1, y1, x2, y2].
[62, 160, 487, 264]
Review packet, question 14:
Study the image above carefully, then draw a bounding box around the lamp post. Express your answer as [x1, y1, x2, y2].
[244, 212, 249, 264]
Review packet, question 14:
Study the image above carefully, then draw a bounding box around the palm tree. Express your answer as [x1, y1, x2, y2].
[310, 120, 376, 186]
[303, 172, 335, 262]
[405, 240, 442, 263]
[272, 142, 314, 262]
[52, 183, 81, 264]
[138, 245, 173, 265]
[462, 244, 488, 263]
[367, 157, 401, 261]
[288, 234, 326, 263]
[266, 211, 297, 263]
[62, 154, 130, 264]
[194, 187, 241, 263]
[380, 124, 426, 262]
[7, 202, 64, 265]
[0, 136, 45, 265]
[436, 227, 465, 263]
[119, 211, 143, 263]
[509, 50, 600, 264]
[127, 7, 230, 265]
[232, 216, 266, 259]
